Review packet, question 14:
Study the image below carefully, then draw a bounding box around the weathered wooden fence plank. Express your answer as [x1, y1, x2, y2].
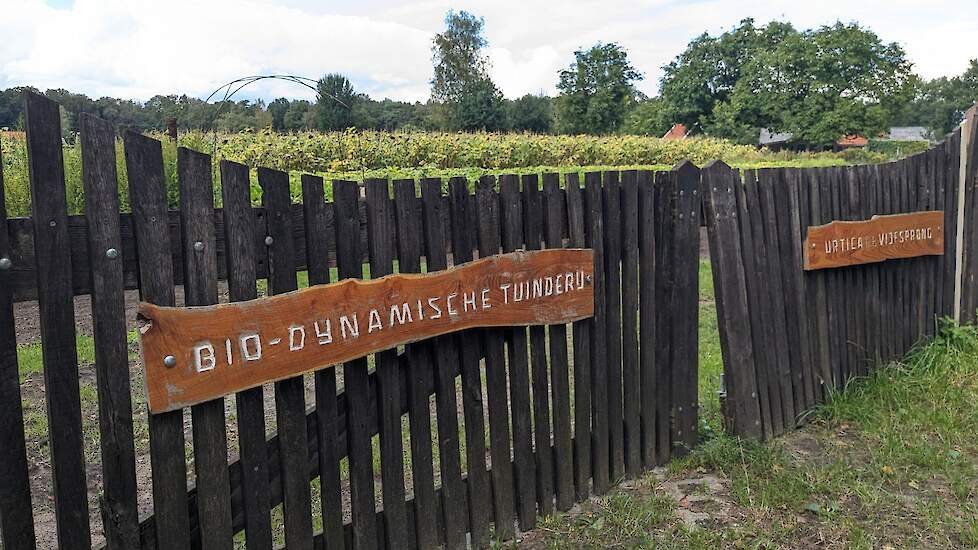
[671, 162, 700, 453]
[734, 169, 774, 438]
[522, 174, 555, 517]
[474, 175, 516, 538]
[447, 177, 493, 546]
[25, 91, 92, 549]
[652, 171, 676, 459]
[499, 174, 538, 530]
[637, 170, 658, 461]
[332, 180, 377, 550]
[0, 122, 37, 550]
[392, 178, 439, 550]
[601, 171, 625, 479]
[262, 167, 315, 550]
[221, 160, 274, 550]
[701, 161, 762, 439]
[179, 147, 234, 550]
[620, 170, 641, 476]
[365, 178, 410, 550]
[80, 113, 140, 550]
[123, 129, 191, 550]
[563, 172, 593, 500]
[584, 172, 610, 490]
[542, 173, 575, 512]
[419, 178, 467, 548]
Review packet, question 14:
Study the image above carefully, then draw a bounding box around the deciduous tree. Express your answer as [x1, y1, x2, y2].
[556, 43, 642, 134]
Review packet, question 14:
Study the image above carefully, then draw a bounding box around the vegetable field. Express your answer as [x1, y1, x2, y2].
[1, 129, 927, 216]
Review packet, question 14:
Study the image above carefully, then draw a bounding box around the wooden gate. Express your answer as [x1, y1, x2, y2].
[703, 121, 971, 440]
[0, 92, 701, 549]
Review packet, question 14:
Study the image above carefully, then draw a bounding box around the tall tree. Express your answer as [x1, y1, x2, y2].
[430, 10, 490, 103]
[455, 77, 507, 131]
[268, 98, 290, 131]
[507, 94, 554, 133]
[658, 19, 917, 147]
[556, 43, 642, 134]
[315, 73, 357, 131]
[621, 98, 671, 136]
[900, 59, 978, 137]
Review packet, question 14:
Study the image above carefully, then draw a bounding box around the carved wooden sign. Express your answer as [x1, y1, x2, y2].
[804, 211, 944, 270]
[139, 249, 594, 413]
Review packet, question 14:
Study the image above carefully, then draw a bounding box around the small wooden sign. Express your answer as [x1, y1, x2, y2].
[139, 249, 594, 413]
[804, 211, 944, 270]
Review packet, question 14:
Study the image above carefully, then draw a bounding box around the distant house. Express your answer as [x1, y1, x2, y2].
[759, 128, 793, 150]
[886, 126, 930, 142]
[836, 135, 868, 149]
[662, 124, 689, 140]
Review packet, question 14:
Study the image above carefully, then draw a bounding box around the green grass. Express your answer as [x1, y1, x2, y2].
[529, 316, 978, 549]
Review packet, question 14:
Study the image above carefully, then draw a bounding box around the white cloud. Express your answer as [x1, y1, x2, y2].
[1, 0, 975, 103]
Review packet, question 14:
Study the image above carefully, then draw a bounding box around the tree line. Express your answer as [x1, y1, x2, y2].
[0, 14, 975, 148]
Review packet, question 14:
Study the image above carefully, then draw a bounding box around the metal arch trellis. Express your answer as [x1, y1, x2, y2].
[200, 74, 368, 182]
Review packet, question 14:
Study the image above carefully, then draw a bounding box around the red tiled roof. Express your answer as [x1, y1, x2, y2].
[837, 135, 868, 146]
[662, 124, 687, 140]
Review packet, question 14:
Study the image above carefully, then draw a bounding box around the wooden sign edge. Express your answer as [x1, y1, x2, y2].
[138, 248, 595, 413]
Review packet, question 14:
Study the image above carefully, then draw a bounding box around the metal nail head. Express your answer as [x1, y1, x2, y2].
[105, 248, 119, 259]
[193, 241, 205, 252]
[163, 355, 177, 368]
[0, 257, 11, 270]
[265, 236, 274, 246]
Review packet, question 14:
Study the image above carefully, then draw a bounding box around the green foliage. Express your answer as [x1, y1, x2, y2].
[2, 127, 908, 217]
[315, 74, 357, 131]
[454, 78, 506, 131]
[866, 139, 930, 157]
[659, 19, 917, 147]
[557, 43, 642, 134]
[507, 94, 554, 133]
[900, 59, 978, 137]
[621, 98, 671, 136]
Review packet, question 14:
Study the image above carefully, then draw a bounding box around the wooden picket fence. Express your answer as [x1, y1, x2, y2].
[703, 115, 975, 439]
[0, 92, 701, 549]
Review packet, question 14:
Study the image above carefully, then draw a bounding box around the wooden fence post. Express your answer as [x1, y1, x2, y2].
[671, 161, 701, 454]
[955, 103, 978, 321]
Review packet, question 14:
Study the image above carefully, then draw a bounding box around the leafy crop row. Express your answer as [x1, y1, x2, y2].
[2, 129, 913, 217]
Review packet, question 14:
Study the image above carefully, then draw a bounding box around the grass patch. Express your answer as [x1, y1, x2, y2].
[530, 318, 978, 549]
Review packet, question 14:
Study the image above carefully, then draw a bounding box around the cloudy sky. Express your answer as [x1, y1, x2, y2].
[2, 0, 976, 103]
